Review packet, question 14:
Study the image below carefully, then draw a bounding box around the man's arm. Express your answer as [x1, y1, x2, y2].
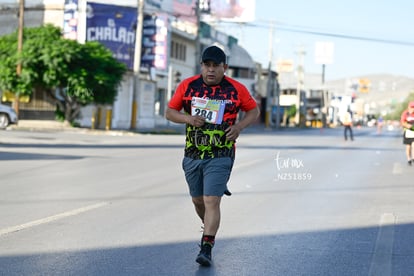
[165, 107, 206, 127]
[225, 106, 260, 141]
[400, 112, 411, 129]
[402, 121, 413, 130]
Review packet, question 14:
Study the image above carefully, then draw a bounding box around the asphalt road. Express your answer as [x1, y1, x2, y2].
[0, 126, 413, 276]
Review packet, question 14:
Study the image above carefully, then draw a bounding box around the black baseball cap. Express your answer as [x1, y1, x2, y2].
[201, 45, 227, 64]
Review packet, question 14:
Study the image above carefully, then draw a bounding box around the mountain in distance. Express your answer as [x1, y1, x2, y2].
[325, 74, 414, 111]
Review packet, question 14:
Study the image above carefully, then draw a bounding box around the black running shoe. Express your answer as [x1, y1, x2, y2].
[408, 160, 412, 166]
[196, 244, 212, 266]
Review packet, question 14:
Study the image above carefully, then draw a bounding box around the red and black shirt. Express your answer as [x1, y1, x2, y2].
[168, 75, 257, 159]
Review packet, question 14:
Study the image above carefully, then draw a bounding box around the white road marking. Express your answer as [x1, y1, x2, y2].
[0, 202, 108, 237]
[368, 213, 395, 276]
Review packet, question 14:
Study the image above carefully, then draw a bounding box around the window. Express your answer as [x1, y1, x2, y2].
[171, 41, 187, 62]
[227, 67, 253, 78]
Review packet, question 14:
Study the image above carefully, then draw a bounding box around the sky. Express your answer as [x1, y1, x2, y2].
[214, 0, 414, 81]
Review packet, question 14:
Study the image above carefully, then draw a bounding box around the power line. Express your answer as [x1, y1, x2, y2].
[277, 25, 414, 47]
[216, 21, 414, 47]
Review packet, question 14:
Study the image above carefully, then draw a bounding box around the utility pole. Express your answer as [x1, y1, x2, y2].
[194, 0, 201, 75]
[268, 21, 275, 63]
[295, 45, 306, 126]
[265, 21, 280, 129]
[265, 22, 274, 128]
[13, 0, 24, 115]
[130, 0, 144, 129]
[265, 61, 272, 128]
[321, 63, 327, 128]
[322, 64, 326, 84]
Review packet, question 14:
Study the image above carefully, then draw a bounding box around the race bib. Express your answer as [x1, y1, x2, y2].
[405, 129, 414, 138]
[191, 97, 225, 124]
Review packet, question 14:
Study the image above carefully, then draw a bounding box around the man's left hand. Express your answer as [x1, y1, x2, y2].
[225, 125, 242, 141]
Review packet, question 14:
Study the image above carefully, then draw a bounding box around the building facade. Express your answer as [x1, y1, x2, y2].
[0, 0, 262, 130]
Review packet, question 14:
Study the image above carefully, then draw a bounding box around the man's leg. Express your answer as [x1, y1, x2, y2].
[192, 195, 222, 233]
[350, 126, 354, 140]
[407, 144, 412, 165]
[195, 157, 232, 266]
[203, 196, 221, 235]
[192, 196, 205, 222]
[196, 195, 221, 266]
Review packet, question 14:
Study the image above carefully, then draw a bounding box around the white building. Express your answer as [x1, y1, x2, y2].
[0, 0, 259, 130]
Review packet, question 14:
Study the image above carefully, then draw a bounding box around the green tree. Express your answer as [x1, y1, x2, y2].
[386, 92, 414, 120]
[0, 24, 127, 124]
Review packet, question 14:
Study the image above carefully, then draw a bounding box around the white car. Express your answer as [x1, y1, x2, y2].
[0, 103, 18, 129]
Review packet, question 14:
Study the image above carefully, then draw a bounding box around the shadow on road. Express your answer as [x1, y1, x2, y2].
[0, 142, 401, 161]
[1, 223, 413, 275]
[0, 151, 84, 160]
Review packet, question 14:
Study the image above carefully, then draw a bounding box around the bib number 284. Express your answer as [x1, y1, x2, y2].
[191, 97, 224, 124]
[193, 108, 213, 121]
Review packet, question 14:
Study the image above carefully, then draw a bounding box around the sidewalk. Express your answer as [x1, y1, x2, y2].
[9, 120, 186, 135]
[13, 120, 71, 130]
[10, 120, 353, 136]
[10, 120, 280, 136]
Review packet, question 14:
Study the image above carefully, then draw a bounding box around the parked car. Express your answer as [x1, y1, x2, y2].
[0, 103, 18, 129]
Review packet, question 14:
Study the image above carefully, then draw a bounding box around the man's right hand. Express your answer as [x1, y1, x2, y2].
[188, 115, 206, 127]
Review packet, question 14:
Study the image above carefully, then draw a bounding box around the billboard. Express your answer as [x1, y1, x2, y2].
[172, 0, 197, 23]
[314, 41, 334, 65]
[276, 59, 294, 73]
[85, 2, 168, 71]
[141, 14, 169, 71]
[63, 0, 79, 40]
[86, 2, 137, 70]
[202, 0, 255, 22]
[358, 79, 371, 93]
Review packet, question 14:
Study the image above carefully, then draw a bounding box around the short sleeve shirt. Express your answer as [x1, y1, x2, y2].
[401, 109, 414, 126]
[168, 75, 257, 159]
